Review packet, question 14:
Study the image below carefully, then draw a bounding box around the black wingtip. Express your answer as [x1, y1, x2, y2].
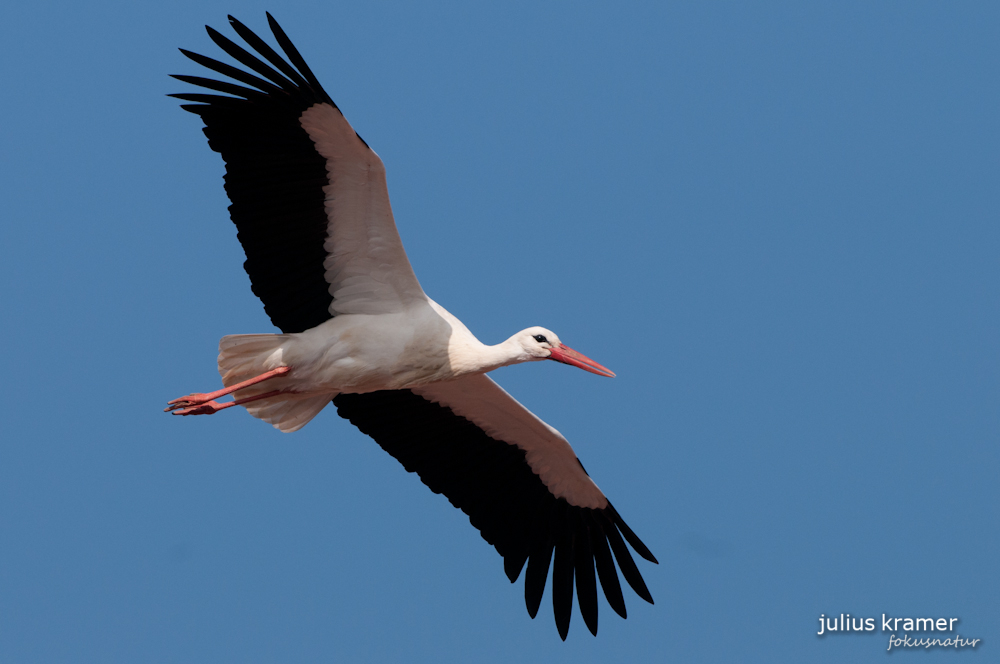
[590, 520, 627, 619]
[552, 530, 574, 641]
[524, 543, 552, 619]
[608, 503, 658, 564]
[264, 11, 335, 106]
[574, 523, 599, 636]
[504, 553, 526, 583]
[604, 520, 654, 605]
[205, 25, 229, 50]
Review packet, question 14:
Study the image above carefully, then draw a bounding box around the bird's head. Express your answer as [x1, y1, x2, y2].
[513, 326, 616, 377]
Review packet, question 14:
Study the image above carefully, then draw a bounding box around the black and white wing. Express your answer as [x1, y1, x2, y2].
[171, 13, 425, 334]
[334, 374, 657, 639]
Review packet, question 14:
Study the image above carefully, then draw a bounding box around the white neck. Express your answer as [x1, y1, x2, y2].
[425, 299, 536, 377]
[449, 335, 532, 377]
[483, 336, 532, 371]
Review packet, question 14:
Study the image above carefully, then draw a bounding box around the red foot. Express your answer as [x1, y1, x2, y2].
[165, 366, 292, 415]
[170, 400, 234, 416]
[164, 392, 213, 410]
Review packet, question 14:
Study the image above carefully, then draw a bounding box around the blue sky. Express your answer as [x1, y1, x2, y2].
[1, 1, 997, 662]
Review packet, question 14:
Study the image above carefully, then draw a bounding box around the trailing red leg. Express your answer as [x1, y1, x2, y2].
[165, 366, 291, 413]
[168, 389, 286, 416]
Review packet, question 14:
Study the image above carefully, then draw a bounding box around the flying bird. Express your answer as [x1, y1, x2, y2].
[167, 13, 656, 639]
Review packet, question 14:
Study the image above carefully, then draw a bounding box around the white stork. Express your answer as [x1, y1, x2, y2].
[166, 14, 656, 639]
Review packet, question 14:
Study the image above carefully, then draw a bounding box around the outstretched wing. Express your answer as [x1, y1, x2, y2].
[333, 374, 657, 639]
[171, 14, 425, 334]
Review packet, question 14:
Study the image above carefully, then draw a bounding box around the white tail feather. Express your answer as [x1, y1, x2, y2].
[242, 392, 335, 433]
[218, 334, 289, 386]
[217, 334, 334, 432]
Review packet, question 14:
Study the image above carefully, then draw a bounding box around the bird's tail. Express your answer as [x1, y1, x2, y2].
[217, 334, 335, 433]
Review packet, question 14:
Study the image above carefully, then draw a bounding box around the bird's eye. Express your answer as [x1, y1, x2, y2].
[533, 334, 548, 343]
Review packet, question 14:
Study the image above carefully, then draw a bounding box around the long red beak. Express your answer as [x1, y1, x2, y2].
[546, 343, 616, 377]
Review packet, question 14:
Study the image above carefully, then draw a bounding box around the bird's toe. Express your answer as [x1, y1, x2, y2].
[170, 400, 225, 416]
